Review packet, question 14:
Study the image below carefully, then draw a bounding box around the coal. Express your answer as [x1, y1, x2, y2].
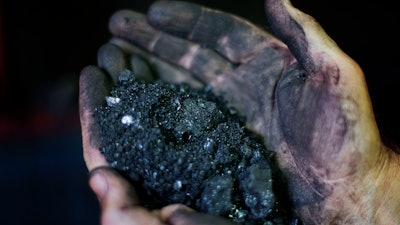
[94, 69, 297, 224]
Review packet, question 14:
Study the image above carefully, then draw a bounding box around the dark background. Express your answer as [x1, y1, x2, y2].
[0, 1, 398, 224]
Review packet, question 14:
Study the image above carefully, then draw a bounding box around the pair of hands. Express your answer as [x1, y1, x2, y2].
[79, 0, 400, 224]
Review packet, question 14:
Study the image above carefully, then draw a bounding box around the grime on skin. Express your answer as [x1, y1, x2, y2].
[79, 0, 400, 224]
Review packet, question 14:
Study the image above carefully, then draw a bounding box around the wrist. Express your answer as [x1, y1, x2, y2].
[317, 145, 400, 224]
[370, 146, 400, 224]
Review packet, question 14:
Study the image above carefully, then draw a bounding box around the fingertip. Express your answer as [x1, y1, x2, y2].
[89, 167, 168, 225]
[159, 204, 194, 224]
[97, 43, 129, 83]
[161, 204, 235, 225]
[129, 54, 155, 82]
[160, 204, 194, 222]
[109, 9, 155, 48]
[80, 64, 102, 76]
[89, 166, 110, 201]
[79, 65, 104, 94]
[89, 167, 140, 209]
[79, 65, 111, 112]
[108, 9, 133, 37]
[147, 0, 202, 37]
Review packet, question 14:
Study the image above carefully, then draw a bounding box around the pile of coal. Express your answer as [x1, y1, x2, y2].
[94, 70, 296, 224]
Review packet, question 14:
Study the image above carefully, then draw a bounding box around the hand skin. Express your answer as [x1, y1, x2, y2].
[79, 0, 400, 224]
[87, 166, 236, 225]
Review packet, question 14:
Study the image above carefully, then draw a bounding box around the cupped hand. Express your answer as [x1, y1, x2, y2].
[80, 0, 400, 224]
[79, 7, 239, 225]
[79, 34, 237, 225]
[107, 0, 400, 224]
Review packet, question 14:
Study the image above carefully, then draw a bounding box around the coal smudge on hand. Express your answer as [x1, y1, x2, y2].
[94, 69, 299, 225]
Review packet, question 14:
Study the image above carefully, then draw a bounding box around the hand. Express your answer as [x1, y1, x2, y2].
[79, 3, 241, 224]
[79, 44, 236, 225]
[80, 0, 400, 224]
[79, 47, 238, 224]
[87, 166, 236, 225]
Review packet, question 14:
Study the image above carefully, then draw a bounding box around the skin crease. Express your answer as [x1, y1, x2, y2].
[79, 0, 400, 224]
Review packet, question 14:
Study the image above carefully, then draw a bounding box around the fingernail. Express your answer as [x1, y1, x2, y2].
[161, 204, 195, 221]
[89, 171, 108, 200]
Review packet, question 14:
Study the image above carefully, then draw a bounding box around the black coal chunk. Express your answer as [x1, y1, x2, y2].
[94, 70, 295, 224]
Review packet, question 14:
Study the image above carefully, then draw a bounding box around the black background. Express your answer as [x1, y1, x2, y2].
[0, 1, 399, 224]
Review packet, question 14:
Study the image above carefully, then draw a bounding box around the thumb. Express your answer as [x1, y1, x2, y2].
[264, 0, 354, 74]
[88, 167, 165, 225]
[264, 0, 381, 159]
[89, 167, 138, 210]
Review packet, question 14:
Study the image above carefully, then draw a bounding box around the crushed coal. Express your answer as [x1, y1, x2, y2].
[94, 69, 298, 224]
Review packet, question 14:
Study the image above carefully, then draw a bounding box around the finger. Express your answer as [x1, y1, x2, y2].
[149, 55, 204, 88]
[97, 43, 129, 83]
[265, 0, 381, 147]
[89, 167, 166, 225]
[79, 65, 110, 171]
[89, 167, 139, 206]
[161, 204, 236, 225]
[109, 10, 233, 84]
[98, 42, 156, 83]
[264, 0, 361, 78]
[129, 54, 155, 82]
[110, 37, 204, 88]
[147, 1, 286, 64]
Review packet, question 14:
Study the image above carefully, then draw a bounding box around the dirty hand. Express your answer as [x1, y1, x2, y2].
[79, 1, 245, 224]
[80, 0, 400, 224]
[85, 166, 235, 225]
[79, 37, 237, 225]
